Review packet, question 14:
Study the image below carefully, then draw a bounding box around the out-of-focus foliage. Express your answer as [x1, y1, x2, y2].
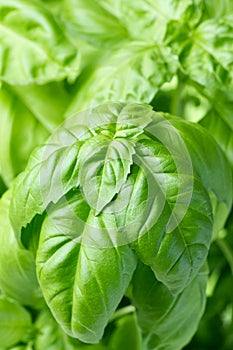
[1, 0, 233, 349]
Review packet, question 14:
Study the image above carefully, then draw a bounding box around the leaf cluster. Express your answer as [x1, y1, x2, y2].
[1, 1, 233, 349]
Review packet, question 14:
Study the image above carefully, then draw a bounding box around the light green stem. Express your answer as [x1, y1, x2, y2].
[171, 73, 185, 117]
[217, 239, 233, 275]
[109, 305, 135, 323]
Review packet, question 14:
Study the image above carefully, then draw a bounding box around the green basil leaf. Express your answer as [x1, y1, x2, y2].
[63, 0, 129, 48]
[0, 295, 32, 348]
[10, 102, 152, 237]
[0, 0, 80, 84]
[62, 0, 202, 51]
[35, 308, 84, 350]
[115, 103, 154, 139]
[10, 141, 82, 237]
[180, 15, 233, 89]
[0, 81, 70, 185]
[36, 190, 137, 343]
[108, 314, 141, 350]
[108, 0, 203, 42]
[0, 84, 48, 185]
[66, 43, 178, 115]
[151, 179, 212, 292]
[200, 90, 233, 168]
[132, 262, 208, 350]
[204, 0, 233, 18]
[0, 190, 42, 307]
[34, 0, 64, 17]
[9, 103, 232, 346]
[79, 136, 135, 215]
[11, 103, 232, 294]
[131, 137, 212, 292]
[167, 116, 233, 228]
[10, 82, 70, 132]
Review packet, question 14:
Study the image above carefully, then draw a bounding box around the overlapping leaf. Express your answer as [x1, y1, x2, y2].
[180, 15, 233, 89]
[65, 0, 203, 45]
[0, 295, 32, 348]
[10, 142, 82, 237]
[0, 84, 48, 185]
[63, 0, 129, 47]
[34, 308, 87, 350]
[9, 102, 232, 345]
[132, 262, 208, 350]
[10, 103, 152, 237]
[112, 0, 203, 42]
[0, 190, 42, 307]
[0, 82, 71, 185]
[200, 89, 233, 168]
[36, 190, 137, 343]
[66, 43, 178, 115]
[204, 0, 233, 18]
[167, 114, 233, 241]
[78, 136, 135, 214]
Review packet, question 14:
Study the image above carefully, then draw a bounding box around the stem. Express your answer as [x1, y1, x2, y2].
[109, 305, 135, 323]
[171, 72, 185, 117]
[217, 239, 233, 275]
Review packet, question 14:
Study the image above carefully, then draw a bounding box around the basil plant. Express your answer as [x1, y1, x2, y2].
[0, 102, 232, 350]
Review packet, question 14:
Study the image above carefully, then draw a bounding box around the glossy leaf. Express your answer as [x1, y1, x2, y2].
[166, 115, 233, 229]
[129, 113, 214, 292]
[8, 102, 233, 345]
[132, 262, 208, 350]
[10, 142, 82, 237]
[78, 136, 135, 214]
[36, 190, 137, 343]
[10, 102, 152, 237]
[132, 175, 212, 293]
